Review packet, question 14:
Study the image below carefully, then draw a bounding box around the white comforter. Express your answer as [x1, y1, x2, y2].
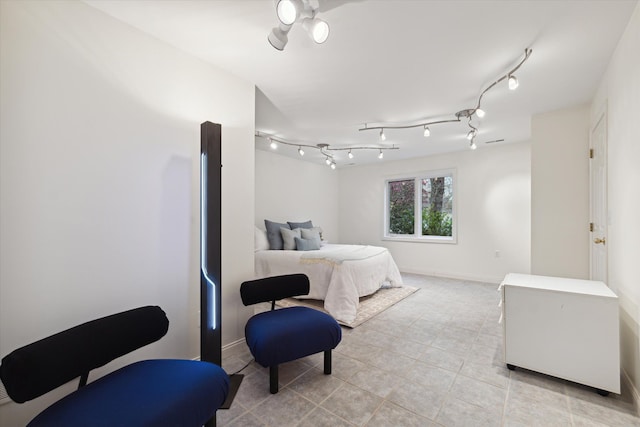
[254, 244, 403, 324]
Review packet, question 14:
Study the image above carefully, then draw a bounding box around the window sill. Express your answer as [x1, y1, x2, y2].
[383, 235, 457, 244]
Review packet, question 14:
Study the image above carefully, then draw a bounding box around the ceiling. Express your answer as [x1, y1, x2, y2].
[86, 0, 637, 167]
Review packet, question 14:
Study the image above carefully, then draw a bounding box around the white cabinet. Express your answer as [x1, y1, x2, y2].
[501, 273, 620, 394]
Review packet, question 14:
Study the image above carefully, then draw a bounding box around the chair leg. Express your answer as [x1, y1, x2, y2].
[270, 365, 279, 394]
[324, 350, 332, 375]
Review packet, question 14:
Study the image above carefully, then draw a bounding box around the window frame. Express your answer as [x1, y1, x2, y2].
[383, 168, 457, 244]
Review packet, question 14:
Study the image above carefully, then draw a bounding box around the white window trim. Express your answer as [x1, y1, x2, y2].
[383, 168, 457, 244]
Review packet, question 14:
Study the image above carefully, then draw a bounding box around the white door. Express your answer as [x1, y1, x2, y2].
[590, 112, 608, 283]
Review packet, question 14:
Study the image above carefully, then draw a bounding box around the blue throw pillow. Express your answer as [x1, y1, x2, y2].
[287, 220, 313, 229]
[264, 220, 290, 250]
[295, 237, 320, 251]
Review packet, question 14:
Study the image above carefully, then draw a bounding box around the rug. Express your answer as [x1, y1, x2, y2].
[276, 286, 419, 328]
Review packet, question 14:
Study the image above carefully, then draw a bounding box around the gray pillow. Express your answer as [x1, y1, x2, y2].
[295, 237, 321, 251]
[287, 220, 313, 229]
[264, 220, 290, 250]
[280, 227, 301, 250]
[300, 228, 321, 247]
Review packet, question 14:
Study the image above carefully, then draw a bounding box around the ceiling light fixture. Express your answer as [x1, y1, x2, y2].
[379, 129, 386, 141]
[269, 138, 278, 150]
[269, 0, 329, 50]
[508, 75, 519, 90]
[255, 131, 398, 167]
[470, 141, 477, 150]
[423, 126, 431, 137]
[359, 48, 532, 148]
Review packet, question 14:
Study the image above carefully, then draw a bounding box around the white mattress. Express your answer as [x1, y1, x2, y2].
[254, 244, 403, 324]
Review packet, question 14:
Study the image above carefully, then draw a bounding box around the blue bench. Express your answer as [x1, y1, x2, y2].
[0, 306, 229, 427]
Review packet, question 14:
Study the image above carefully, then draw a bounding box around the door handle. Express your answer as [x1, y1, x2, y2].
[594, 237, 606, 245]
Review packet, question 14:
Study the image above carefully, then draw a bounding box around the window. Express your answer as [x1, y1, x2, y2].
[384, 170, 456, 243]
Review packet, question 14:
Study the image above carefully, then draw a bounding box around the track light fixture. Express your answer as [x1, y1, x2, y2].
[359, 48, 532, 150]
[269, 138, 278, 150]
[508, 75, 519, 90]
[256, 131, 398, 168]
[379, 129, 386, 141]
[269, 0, 329, 50]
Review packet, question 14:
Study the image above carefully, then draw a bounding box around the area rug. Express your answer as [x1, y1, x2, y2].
[276, 286, 419, 328]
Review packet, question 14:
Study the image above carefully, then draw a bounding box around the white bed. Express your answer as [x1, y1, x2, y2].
[254, 244, 403, 324]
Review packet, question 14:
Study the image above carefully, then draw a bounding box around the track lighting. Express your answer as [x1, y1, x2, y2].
[359, 48, 532, 147]
[269, 0, 329, 50]
[379, 129, 386, 141]
[256, 131, 398, 167]
[508, 75, 519, 90]
[469, 141, 477, 150]
[268, 24, 292, 51]
[302, 17, 329, 44]
[276, 0, 300, 25]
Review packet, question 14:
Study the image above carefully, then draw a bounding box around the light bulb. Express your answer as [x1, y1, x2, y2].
[325, 157, 331, 165]
[466, 130, 477, 140]
[470, 141, 477, 150]
[423, 126, 431, 137]
[378, 150, 384, 159]
[269, 139, 278, 149]
[276, 0, 298, 25]
[303, 18, 330, 44]
[348, 150, 354, 159]
[475, 108, 485, 118]
[508, 75, 519, 90]
[330, 162, 336, 170]
[298, 147, 304, 156]
[379, 129, 386, 141]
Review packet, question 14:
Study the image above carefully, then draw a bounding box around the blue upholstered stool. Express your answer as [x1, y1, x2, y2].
[241, 274, 342, 393]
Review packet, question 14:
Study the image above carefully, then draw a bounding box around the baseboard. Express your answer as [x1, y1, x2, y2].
[622, 368, 640, 415]
[222, 338, 247, 358]
[398, 268, 503, 284]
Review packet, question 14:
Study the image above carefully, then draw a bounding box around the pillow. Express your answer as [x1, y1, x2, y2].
[280, 227, 301, 250]
[264, 220, 290, 250]
[254, 226, 269, 251]
[287, 220, 313, 230]
[295, 237, 321, 251]
[300, 228, 321, 247]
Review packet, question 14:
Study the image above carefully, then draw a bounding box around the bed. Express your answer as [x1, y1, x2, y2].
[254, 243, 403, 324]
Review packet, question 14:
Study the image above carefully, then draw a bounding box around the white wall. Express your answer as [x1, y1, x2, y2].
[531, 104, 590, 279]
[591, 2, 640, 399]
[338, 142, 531, 283]
[255, 149, 340, 242]
[0, 1, 254, 424]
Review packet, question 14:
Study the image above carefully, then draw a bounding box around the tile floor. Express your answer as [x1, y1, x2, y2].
[218, 274, 640, 426]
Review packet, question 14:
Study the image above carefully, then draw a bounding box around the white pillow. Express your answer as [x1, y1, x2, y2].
[254, 226, 269, 251]
[280, 227, 302, 250]
[301, 228, 321, 247]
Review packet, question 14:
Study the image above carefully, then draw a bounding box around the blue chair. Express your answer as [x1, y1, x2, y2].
[0, 306, 229, 427]
[241, 274, 342, 393]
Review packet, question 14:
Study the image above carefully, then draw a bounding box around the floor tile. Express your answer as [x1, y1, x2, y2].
[320, 383, 383, 426]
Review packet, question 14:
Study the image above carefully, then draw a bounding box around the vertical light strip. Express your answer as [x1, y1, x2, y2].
[200, 153, 216, 330]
